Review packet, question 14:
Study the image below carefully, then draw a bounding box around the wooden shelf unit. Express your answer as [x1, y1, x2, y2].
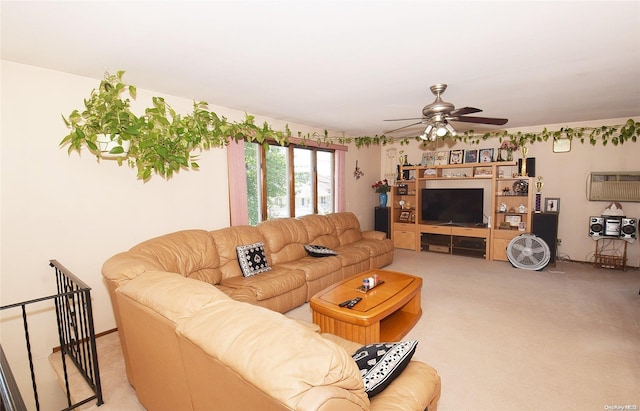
[390, 161, 534, 261]
[391, 179, 418, 249]
[491, 171, 534, 261]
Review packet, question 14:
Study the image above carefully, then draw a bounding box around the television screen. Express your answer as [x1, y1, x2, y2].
[421, 188, 484, 225]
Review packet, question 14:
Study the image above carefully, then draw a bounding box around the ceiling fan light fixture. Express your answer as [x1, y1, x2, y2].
[425, 124, 433, 135]
[435, 124, 448, 137]
[445, 123, 457, 136]
[419, 124, 433, 140]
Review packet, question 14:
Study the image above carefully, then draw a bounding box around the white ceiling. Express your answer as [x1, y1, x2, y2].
[2, 1, 639, 138]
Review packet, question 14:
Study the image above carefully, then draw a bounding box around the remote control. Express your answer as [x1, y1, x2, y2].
[338, 299, 353, 307]
[346, 297, 362, 309]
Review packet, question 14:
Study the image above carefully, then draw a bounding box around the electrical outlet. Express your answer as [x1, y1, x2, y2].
[557, 238, 562, 246]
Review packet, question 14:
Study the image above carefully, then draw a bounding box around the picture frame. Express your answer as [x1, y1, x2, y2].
[553, 138, 571, 153]
[504, 214, 522, 226]
[434, 151, 449, 166]
[464, 149, 478, 164]
[398, 210, 411, 222]
[449, 150, 463, 164]
[473, 166, 492, 177]
[545, 197, 560, 213]
[518, 221, 526, 231]
[479, 148, 494, 163]
[422, 151, 436, 166]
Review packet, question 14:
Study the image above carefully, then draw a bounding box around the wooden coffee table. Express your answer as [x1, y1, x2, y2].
[310, 269, 422, 344]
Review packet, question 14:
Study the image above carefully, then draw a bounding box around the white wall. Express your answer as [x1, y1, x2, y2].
[386, 118, 640, 267]
[0, 61, 381, 408]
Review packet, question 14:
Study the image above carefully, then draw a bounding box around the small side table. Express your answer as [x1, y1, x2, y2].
[593, 238, 628, 271]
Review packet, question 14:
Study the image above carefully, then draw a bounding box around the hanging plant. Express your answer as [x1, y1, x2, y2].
[61, 70, 290, 181]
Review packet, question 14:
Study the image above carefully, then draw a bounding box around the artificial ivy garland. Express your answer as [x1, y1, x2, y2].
[62, 70, 638, 181]
[305, 118, 639, 148]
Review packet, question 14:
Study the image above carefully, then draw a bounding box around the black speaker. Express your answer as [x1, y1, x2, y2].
[374, 206, 391, 238]
[517, 157, 536, 177]
[589, 216, 604, 238]
[532, 212, 558, 267]
[620, 218, 637, 240]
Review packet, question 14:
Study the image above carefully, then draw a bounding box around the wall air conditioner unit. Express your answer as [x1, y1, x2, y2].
[587, 172, 640, 202]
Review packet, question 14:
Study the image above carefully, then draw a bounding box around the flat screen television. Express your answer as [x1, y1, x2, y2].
[421, 188, 484, 225]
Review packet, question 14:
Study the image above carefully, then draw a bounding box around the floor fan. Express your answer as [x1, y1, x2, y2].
[507, 234, 551, 270]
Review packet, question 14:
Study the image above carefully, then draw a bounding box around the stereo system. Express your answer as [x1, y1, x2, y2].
[589, 216, 637, 241]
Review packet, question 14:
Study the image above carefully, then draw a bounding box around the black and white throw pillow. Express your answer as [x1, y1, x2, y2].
[304, 244, 337, 258]
[236, 242, 271, 277]
[352, 340, 418, 397]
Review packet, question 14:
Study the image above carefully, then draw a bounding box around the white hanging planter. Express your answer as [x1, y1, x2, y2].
[96, 134, 130, 159]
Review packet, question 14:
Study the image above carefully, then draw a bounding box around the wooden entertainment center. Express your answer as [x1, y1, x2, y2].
[391, 161, 534, 261]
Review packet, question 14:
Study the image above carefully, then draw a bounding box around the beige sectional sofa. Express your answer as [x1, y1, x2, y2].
[111, 271, 441, 410]
[102, 212, 441, 410]
[104, 212, 393, 316]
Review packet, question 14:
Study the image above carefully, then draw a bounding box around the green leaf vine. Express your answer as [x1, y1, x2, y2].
[62, 70, 638, 181]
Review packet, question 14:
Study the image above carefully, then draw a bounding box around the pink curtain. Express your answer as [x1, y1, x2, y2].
[227, 139, 249, 226]
[336, 150, 346, 212]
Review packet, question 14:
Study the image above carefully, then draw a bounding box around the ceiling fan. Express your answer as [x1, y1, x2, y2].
[384, 84, 508, 141]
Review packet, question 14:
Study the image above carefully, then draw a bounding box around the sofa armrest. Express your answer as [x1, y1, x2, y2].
[361, 230, 387, 241]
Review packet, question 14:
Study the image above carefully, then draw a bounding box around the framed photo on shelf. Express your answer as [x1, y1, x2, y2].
[435, 151, 450, 165]
[545, 197, 560, 213]
[473, 166, 492, 177]
[421, 151, 436, 166]
[518, 221, 526, 231]
[464, 149, 478, 164]
[449, 150, 463, 164]
[398, 210, 411, 222]
[505, 214, 522, 227]
[479, 148, 494, 163]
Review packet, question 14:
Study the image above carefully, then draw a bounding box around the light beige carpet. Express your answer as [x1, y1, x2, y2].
[52, 250, 640, 410]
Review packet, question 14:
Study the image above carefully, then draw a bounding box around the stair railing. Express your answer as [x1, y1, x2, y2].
[0, 260, 103, 410]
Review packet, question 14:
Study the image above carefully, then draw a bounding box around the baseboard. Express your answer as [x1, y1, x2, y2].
[51, 327, 118, 353]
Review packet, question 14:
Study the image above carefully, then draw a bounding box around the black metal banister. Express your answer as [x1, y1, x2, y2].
[0, 344, 27, 411]
[0, 260, 103, 410]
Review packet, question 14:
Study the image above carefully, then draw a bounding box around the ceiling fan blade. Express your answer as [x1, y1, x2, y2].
[384, 117, 425, 122]
[449, 106, 482, 116]
[384, 121, 424, 134]
[449, 115, 508, 126]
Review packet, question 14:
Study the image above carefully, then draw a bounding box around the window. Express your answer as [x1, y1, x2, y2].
[244, 142, 335, 225]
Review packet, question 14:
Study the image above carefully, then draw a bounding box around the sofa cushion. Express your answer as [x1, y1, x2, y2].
[128, 229, 223, 285]
[236, 242, 271, 277]
[116, 271, 230, 323]
[328, 212, 363, 246]
[304, 244, 338, 257]
[279, 255, 342, 283]
[220, 267, 306, 301]
[257, 218, 309, 265]
[299, 214, 341, 249]
[352, 341, 418, 398]
[210, 226, 267, 280]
